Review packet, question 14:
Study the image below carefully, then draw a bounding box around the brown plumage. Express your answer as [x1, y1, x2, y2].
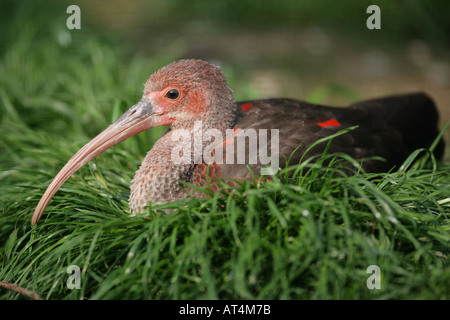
[31, 59, 444, 225]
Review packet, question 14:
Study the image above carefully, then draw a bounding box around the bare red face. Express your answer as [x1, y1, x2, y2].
[145, 84, 208, 122]
[147, 87, 182, 115]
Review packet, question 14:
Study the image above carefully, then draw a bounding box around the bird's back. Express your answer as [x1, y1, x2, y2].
[218, 93, 444, 178]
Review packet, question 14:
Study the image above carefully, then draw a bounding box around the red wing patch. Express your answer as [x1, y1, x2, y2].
[317, 118, 341, 128]
[241, 103, 253, 111]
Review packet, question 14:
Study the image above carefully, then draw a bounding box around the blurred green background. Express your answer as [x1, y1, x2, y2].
[0, 0, 449, 156]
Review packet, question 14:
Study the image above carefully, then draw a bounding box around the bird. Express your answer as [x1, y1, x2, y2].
[31, 59, 444, 225]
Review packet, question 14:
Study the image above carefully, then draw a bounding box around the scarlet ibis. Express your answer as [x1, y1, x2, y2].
[31, 59, 444, 225]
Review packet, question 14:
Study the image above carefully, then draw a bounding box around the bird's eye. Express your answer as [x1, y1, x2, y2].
[165, 89, 180, 100]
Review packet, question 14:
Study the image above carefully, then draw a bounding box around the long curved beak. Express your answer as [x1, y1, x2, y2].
[32, 97, 160, 225]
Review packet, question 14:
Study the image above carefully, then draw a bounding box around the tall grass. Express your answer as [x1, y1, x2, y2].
[0, 2, 449, 300]
[1, 133, 449, 299]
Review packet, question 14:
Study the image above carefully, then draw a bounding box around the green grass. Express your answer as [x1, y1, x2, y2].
[0, 3, 449, 300]
[1, 135, 449, 299]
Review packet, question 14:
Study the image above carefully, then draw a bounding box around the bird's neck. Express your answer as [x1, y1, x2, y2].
[129, 131, 193, 212]
[129, 101, 237, 212]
